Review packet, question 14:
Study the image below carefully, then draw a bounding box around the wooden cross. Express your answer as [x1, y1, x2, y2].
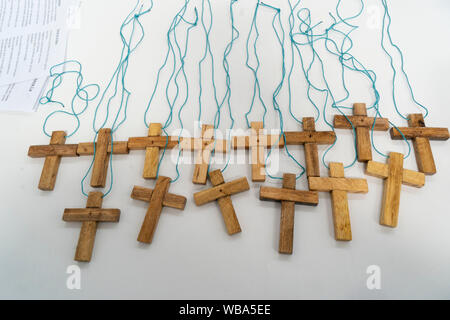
[131, 176, 186, 244]
[28, 131, 79, 191]
[284, 117, 336, 177]
[63, 192, 120, 262]
[232, 122, 284, 182]
[128, 123, 179, 179]
[259, 173, 319, 254]
[180, 124, 228, 185]
[308, 163, 368, 241]
[366, 152, 425, 228]
[334, 103, 389, 162]
[390, 113, 450, 175]
[77, 128, 129, 188]
[193, 170, 250, 235]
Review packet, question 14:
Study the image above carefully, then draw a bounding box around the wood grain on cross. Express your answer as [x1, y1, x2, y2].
[28, 131, 79, 191]
[194, 170, 250, 235]
[77, 128, 129, 188]
[366, 152, 425, 228]
[232, 122, 284, 182]
[309, 163, 368, 241]
[260, 173, 319, 254]
[63, 192, 120, 262]
[334, 103, 389, 162]
[180, 124, 228, 185]
[131, 176, 186, 244]
[285, 117, 336, 177]
[390, 114, 450, 175]
[128, 123, 179, 179]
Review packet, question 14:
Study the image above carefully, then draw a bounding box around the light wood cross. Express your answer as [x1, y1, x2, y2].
[28, 131, 79, 191]
[232, 122, 284, 182]
[366, 152, 425, 228]
[285, 117, 336, 177]
[131, 176, 187, 244]
[180, 124, 228, 185]
[309, 163, 368, 241]
[193, 170, 250, 235]
[260, 173, 319, 254]
[128, 123, 179, 179]
[334, 103, 389, 162]
[77, 128, 129, 188]
[63, 192, 120, 262]
[390, 113, 450, 175]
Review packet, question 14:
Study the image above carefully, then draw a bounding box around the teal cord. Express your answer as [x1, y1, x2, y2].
[321, 0, 411, 159]
[244, 1, 268, 128]
[292, 4, 358, 170]
[198, 0, 221, 129]
[215, 0, 239, 173]
[159, 3, 199, 183]
[197, 0, 238, 175]
[289, 1, 411, 165]
[144, 0, 197, 182]
[144, 1, 190, 128]
[287, 0, 321, 125]
[168, 11, 199, 183]
[41, 60, 100, 138]
[81, 0, 153, 198]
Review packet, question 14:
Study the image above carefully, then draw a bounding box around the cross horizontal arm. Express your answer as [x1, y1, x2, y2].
[63, 208, 121, 222]
[194, 177, 250, 206]
[366, 161, 425, 187]
[259, 187, 319, 205]
[131, 186, 186, 210]
[308, 177, 369, 193]
[128, 136, 179, 150]
[284, 131, 336, 145]
[180, 138, 229, 153]
[390, 127, 450, 140]
[231, 135, 285, 149]
[77, 141, 129, 155]
[28, 145, 78, 158]
[334, 115, 390, 130]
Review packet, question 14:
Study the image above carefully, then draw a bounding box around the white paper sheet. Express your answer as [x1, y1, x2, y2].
[0, 0, 74, 86]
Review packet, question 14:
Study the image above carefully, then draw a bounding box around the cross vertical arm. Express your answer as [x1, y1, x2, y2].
[353, 103, 372, 162]
[39, 131, 66, 191]
[91, 128, 112, 188]
[192, 125, 214, 185]
[251, 122, 266, 182]
[380, 152, 403, 228]
[138, 176, 171, 243]
[279, 174, 296, 254]
[409, 114, 436, 174]
[144, 123, 163, 179]
[302, 118, 320, 177]
[329, 163, 352, 241]
[76, 192, 103, 262]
